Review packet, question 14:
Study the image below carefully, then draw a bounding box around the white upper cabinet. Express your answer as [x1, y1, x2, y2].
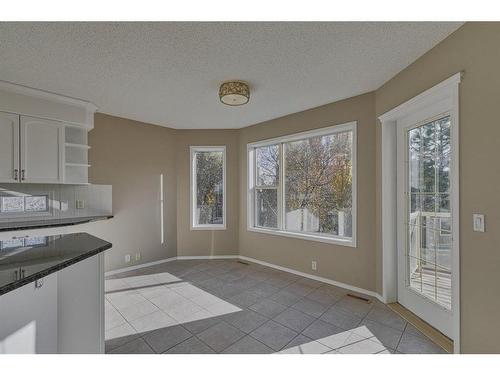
[0, 112, 20, 183]
[20, 116, 64, 183]
[0, 81, 97, 185]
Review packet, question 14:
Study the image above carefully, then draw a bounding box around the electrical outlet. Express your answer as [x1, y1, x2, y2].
[311, 260, 317, 271]
[125, 254, 131, 263]
[135, 253, 141, 261]
[76, 200, 85, 209]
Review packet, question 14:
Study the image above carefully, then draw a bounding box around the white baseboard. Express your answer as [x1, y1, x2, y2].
[176, 255, 239, 260]
[105, 255, 238, 276]
[105, 254, 384, 303]
[239, 255, 384, 303]
[105, 257, 177, 276]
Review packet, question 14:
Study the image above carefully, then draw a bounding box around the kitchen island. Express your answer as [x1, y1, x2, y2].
[0, 233, 112, 353]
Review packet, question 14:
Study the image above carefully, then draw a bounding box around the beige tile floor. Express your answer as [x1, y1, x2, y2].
[105, 259, 447, 354]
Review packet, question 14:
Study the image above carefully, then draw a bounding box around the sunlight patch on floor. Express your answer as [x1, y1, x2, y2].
[104, 272, 241, 340]
[278, 326, 391, 354]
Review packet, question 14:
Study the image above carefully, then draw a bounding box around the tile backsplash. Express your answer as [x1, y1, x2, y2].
[0, 184, 112, 223]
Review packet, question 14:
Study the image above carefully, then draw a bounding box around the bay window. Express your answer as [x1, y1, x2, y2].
[247, 122, 356, 246]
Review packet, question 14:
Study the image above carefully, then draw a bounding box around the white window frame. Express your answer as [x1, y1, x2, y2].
[247, 121, 357, 247]
[190, 146, 226, 230]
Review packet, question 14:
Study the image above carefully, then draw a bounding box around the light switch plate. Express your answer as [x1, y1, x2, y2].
[473, 214, 485, 232]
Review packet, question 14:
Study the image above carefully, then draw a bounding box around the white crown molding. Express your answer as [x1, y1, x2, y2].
[0, 79, 98, 112]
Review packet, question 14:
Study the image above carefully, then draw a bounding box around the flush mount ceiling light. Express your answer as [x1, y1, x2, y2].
[219, 81, 250, 106]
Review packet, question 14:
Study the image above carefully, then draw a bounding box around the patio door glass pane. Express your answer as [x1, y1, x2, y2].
[406, 115, 452, 310]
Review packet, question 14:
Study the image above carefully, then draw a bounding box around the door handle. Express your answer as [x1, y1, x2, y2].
[13, 169, 18, 181]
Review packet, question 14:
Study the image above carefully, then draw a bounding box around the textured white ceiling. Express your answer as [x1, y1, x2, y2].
[0, 22, 462, 129]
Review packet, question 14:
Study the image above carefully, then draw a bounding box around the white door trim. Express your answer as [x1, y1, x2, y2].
[378, 72, 461, 353]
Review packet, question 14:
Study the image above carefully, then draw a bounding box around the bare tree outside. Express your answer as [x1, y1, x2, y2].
[254, 131, 353, 238]
[284, 131, 352, 236]
[255, 145, 279, 228]
[195, 150, 224, 225]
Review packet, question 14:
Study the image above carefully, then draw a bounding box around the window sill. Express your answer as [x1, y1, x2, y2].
[247, 226, 356, 247]
[190, 225, 227, 231]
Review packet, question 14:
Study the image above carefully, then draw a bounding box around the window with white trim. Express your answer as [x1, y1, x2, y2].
[190, 146, 226, 230]
[248, 122, 356, 246]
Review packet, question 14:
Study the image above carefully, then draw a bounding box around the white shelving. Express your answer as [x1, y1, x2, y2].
[0, 80, 96, 185]
[64, 164, 89, 185]
[65, 163, 91, 167]
[65, 142, 91, 149]
[64, 126, 90, 184]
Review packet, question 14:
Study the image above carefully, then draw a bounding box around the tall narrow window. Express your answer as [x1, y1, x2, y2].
[248, 122, 356, 246]
[191, 146, 226, 230]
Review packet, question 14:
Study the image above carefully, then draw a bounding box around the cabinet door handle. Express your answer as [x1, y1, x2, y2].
[21, 269, 25, 279]
[14, 270, 18, 281]
[21, 169, 25, 181]
[13, 169, 18, 180]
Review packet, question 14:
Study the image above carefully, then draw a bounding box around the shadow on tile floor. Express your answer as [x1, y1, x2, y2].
[104, 259, 447, 354]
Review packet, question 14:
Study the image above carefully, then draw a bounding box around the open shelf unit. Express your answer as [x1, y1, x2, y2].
[64, 126, 90, 184]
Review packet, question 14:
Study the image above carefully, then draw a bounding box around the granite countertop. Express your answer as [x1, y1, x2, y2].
[0, 232, 112, 295]
[0, 215, 114, 232]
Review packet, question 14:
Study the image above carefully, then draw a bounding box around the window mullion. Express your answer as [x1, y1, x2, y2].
[280, 142, 286, 231]
[253, 148, 257, 228]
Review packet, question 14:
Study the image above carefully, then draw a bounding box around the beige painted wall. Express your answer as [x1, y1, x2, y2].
[88, 115, 240, 267]
[88, 113, 178, 271]
[375, 22, 500, 353]
[176, 130, 240, 257]
[238, 92, 377, 291]
[86, 22, 499, 352]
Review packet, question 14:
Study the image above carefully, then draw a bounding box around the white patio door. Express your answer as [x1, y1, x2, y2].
[396, 104, 457, 339]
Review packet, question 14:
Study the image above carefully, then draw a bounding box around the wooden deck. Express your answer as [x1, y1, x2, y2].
[410, 268, 451, 310]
